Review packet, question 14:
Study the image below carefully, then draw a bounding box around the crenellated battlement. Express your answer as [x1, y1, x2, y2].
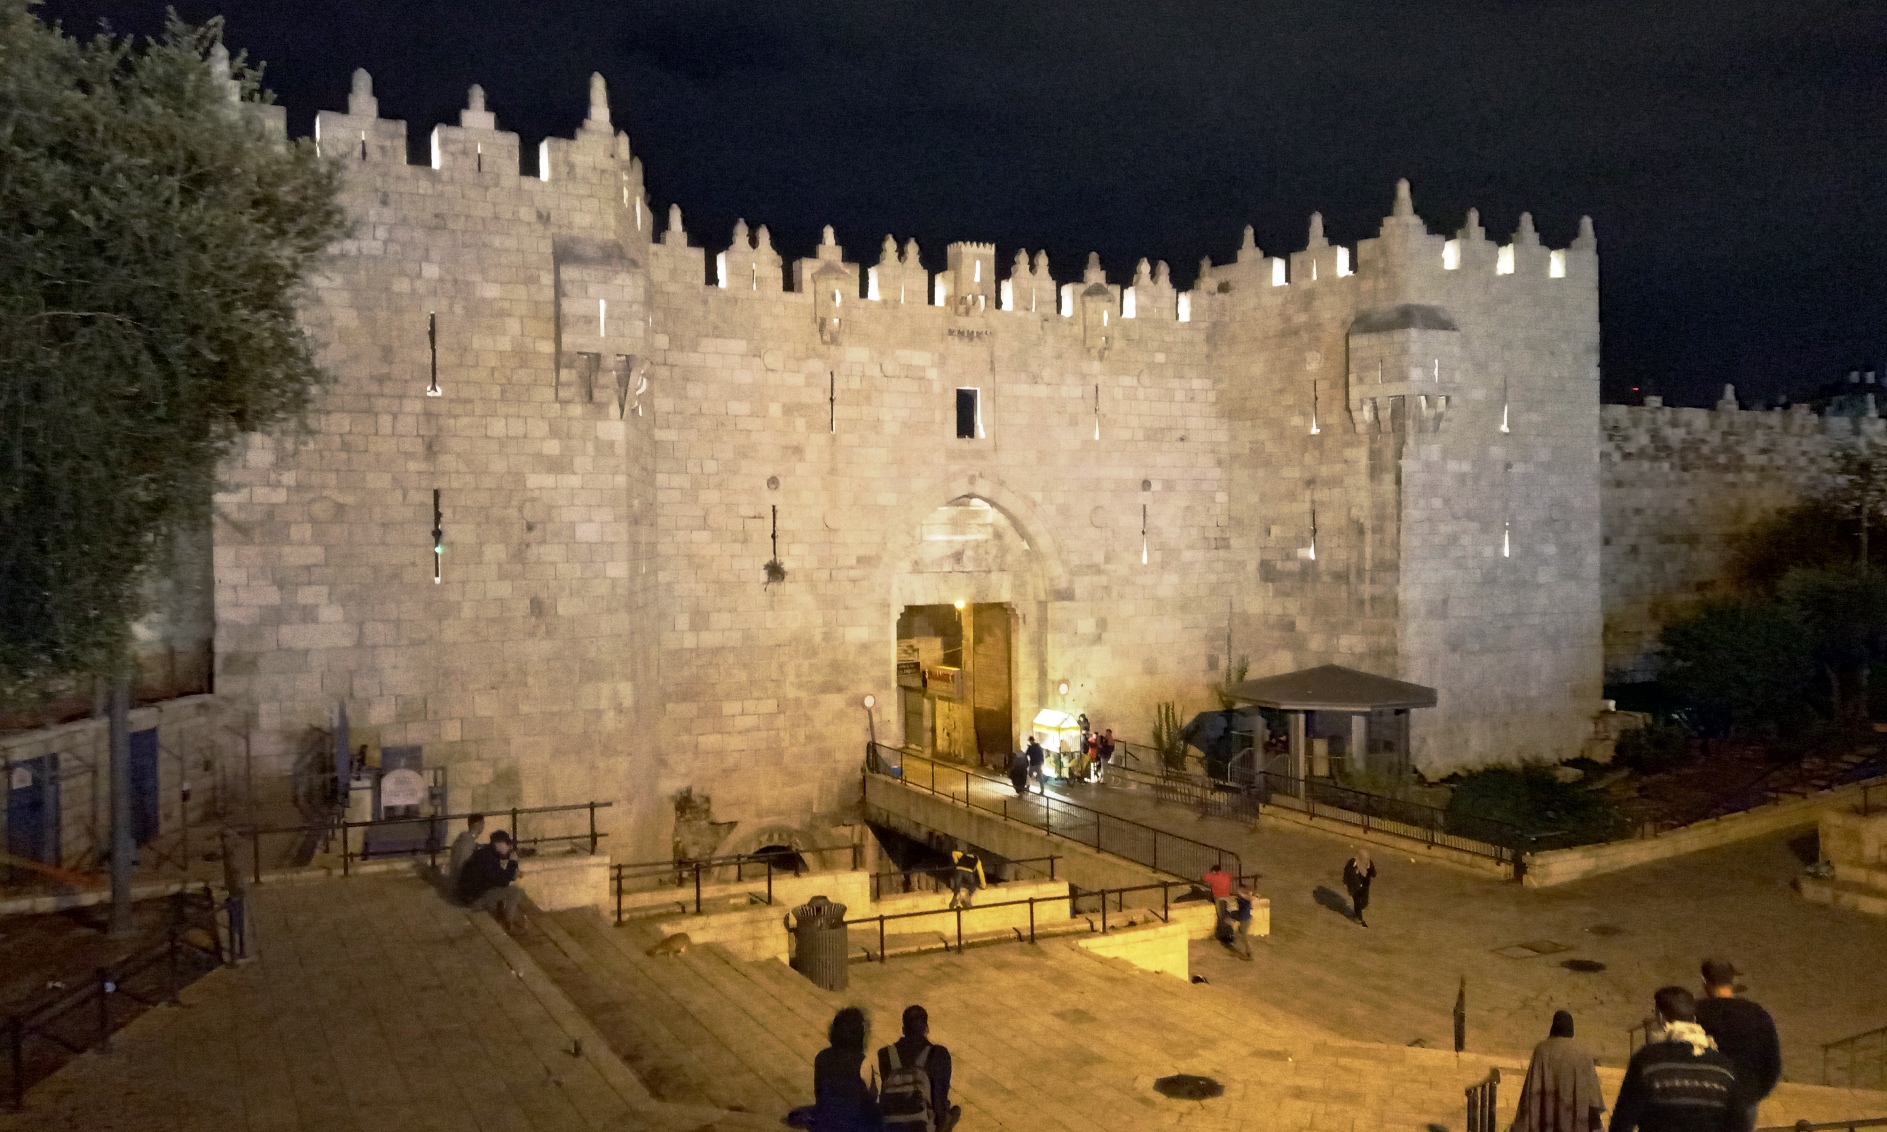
[1603, 386, 1884, 474]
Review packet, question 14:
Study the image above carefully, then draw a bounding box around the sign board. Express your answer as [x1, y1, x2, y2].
[379, 767, 427, 808]
[925, 665, 964, 700]
[897, 659, 923, 688]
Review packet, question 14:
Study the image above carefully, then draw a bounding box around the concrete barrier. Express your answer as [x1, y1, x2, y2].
[516, 849, 610, 912]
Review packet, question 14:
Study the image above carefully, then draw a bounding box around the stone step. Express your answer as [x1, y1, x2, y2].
[549, 908, 790, 1117]
[525, 906, 719, 1108]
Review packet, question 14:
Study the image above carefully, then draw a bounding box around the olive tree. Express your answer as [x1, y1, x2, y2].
[0, 4, 345, 701]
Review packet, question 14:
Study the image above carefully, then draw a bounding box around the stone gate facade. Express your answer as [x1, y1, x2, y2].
[210, 73, 1604, 857]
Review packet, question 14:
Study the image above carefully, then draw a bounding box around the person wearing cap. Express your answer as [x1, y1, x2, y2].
[1694, 960, 1780, 1132]
[456, 828, 525, 930]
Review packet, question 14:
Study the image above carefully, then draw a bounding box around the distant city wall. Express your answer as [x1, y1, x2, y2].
[1601, 393, 1883, 679]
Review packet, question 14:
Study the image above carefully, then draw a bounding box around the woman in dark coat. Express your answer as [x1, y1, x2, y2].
[1343, 849, 1377, 927]
[812, 1006, 881, 1131]
[1513, 1010, 1605, 1132]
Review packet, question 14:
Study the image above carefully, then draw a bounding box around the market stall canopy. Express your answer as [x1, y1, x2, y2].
[1226, 664, 1437, 712]
[1031, 708, 1080, 735]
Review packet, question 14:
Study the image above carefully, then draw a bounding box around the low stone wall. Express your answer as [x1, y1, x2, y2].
[1799, 805, 1887, 916]
[1257, 801, 1517, 880]
[1524, 777, 1887, 888]
[1077, 921, 1191, 980]
[648, 871, 875, 962]
[516, 850, 610, 912]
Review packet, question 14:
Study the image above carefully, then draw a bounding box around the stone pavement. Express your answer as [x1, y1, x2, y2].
[966, 768, 1887, 1075]
[0, 871, 769, 1132]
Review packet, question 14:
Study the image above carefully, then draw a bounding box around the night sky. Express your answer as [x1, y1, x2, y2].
[33, 0, 1887, 407]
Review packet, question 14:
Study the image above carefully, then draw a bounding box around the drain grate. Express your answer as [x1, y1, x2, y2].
[1155, 1074, 1225, 1101]
[1562, 958, 1607, 973]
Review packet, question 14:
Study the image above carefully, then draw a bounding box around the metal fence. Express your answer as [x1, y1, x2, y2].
[610, 845, 862, 922]
[868, 743, 1241, 883]
[5, 886, 224, 1110]
[1823, 1023, 1887, 1091]
[237, 800, 611, 884]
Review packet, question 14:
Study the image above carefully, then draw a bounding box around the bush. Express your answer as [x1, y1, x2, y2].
[1613, 721, 1694, 775]
[1446, 766, 1629, 850]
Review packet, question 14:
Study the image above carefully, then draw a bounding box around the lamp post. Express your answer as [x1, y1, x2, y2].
[862, 694, 877, 749]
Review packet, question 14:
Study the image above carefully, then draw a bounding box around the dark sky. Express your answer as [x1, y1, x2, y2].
[34, 0, 1887, 407]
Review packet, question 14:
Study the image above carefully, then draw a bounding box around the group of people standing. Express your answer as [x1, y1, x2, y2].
[1006, 718, 1117, 797]
[807, 1003, 959, 1132]
[1513, 960, 1780, 1132]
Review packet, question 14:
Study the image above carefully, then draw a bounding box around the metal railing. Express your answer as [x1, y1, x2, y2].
[1823, 1022, 1887, 1091]
[1757, 1121, 1887, 1132]
[837, 876, 1214, 962]
[5, 886, 223, 1110]
[238, 800, 611, 884]
[610, 845, 862, 923]
[867, 855, 1060, 900]
[868, 743, 1241, 882]
[1465, 1067, 1501, 1132]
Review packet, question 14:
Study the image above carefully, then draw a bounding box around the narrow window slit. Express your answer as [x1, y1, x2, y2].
[432, 489, 444, 584]
[425, 313, 441, 396]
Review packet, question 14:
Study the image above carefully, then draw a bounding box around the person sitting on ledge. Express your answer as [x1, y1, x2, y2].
[457, 828, 525, 931]
[878, 1005, 958, 1132]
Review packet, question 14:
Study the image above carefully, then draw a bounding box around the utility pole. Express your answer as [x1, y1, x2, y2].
[107, 673, 134, 938]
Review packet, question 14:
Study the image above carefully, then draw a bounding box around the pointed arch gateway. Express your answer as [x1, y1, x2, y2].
[882, 475, 1069, 763]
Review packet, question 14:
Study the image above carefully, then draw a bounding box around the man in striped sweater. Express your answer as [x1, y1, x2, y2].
[1610, 986, 1738, 1132]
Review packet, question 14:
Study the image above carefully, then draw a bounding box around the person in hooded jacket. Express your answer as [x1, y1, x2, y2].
[1513, 1010, 1606, 1132]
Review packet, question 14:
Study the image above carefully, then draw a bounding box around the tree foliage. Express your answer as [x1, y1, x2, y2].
[1659, 598, 1817, 733]
[0, 4, 345, 699]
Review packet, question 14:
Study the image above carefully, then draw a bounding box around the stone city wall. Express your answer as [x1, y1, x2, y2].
[197, 70, 1602, 860]
[1601, 395, 1881, 678]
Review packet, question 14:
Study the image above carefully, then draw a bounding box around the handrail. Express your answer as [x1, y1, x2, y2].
[867, 855, 1060, 899]
[868, 743, 1242, 880]
[1756, 1121, 1887, 1132]
[1822, 1022, 1887, 1090]
[5, 885, 223, 1110]
[831, 876, 1214, 962]
[610, 845, 863, 923]
[1465, 1067, 1501, 1132]
[238, 800, 612, 884]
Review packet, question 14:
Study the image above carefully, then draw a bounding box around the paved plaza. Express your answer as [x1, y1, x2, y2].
[1008, 771, 1887, 1073]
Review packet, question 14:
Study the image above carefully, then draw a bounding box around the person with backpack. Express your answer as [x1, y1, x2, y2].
[878, 1005, 957, 1132]
[947, 849, 985, 909]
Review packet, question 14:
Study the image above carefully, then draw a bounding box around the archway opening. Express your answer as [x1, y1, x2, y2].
[897, 602, 1014, 767]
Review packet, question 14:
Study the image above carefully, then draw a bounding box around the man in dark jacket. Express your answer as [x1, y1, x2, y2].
[878, 1005, 957, 1132]
[1610, 986, 1738, 1132]
[1694, 959, 1781, 1132]
[456, 829, 525, 929]
[1025, 735, 1045, 794]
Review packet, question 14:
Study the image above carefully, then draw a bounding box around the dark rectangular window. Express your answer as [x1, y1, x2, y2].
[955, 388, 979, 439]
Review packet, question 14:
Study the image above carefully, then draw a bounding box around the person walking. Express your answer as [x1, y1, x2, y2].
[1007, 749, 1030, 797]
[448, 812, 484, 898]
[878, 1005, 958, 1132]
[1694, 960, 1780, 1132]
[1094, 728, 1116, 783]
[1025, 735, 1045, 794]
[1343, 849, 1377, 927]
[1513, 1010, 1606, 1132]
[1610, 987, 1737, 1132]
[1228, 884, 1255, 960]
[813, 1007, 881, 1132]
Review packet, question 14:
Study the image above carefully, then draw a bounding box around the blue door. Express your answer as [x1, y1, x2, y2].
[6, 754, 61, 872]
[129, 728, 161, 848]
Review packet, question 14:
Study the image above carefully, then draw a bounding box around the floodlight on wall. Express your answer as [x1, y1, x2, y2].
[863, 694, 875, 710]
[954, 600, 966, 611]
[1503, 520, 1511, 559]
[1058, 681, 1070, 696]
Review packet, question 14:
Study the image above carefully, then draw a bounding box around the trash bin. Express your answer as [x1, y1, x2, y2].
[789, 895, 849, 991]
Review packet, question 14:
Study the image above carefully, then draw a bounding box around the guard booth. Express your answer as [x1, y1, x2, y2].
[1226, 665, 1437, 792]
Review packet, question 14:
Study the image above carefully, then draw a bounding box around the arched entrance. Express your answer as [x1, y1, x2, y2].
[889, 496, 1050, 764]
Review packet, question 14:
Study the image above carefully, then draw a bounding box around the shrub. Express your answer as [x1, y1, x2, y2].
[1446, 766, 1628, 850]
[1613, 721, 1694, 775]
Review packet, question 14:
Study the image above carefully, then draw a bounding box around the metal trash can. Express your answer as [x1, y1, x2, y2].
[788, 895, 849, 991]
